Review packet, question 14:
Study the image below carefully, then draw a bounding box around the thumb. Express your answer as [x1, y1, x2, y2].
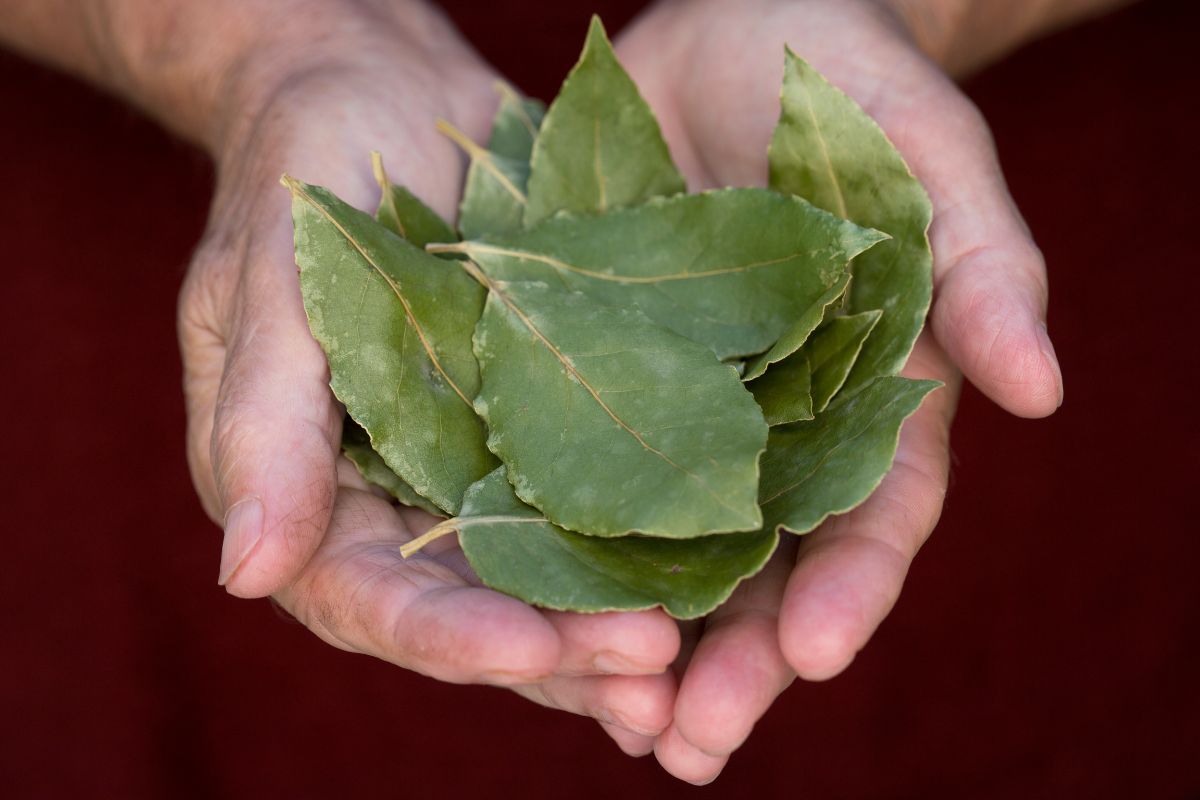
[210, 233, 341, 598]
[895, 82, 1064, 417]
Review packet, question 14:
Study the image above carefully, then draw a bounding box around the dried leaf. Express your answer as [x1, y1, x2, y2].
[287, 177, 496, 513]
[524, 16, 685, 225]
[759, 376, 939, 534]
[342, 418, 443, 515]
[469, 271, 767, 538]
[446, 189, 883, 359]
[807, 309, 882, 412]
[748, 355, 813, 426]
[769, 49, 932, 393]
[454, 469, 779, 619]
[741, 272, 849, 381]
[371, 152, 456, 247]
[488, 82, 545, 161]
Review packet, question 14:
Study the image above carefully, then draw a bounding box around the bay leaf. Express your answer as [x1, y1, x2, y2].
[759, 375, 940, 535]
[769, 48, 932, 393]
[488, 82, 545, 162]
[286, 177, 496, 514]
[450, 469, 779, 619]
[370, 152, 456, 247]
[524, 15, 685, 226]
[468, 271, 767, 538]
[748, 355, 813, 426]
[741, 272, 849, 381]
[438, 120, 531, 240]
[806, 309, 882, 412]
[443, 189, 884, 360]
[342, 417, 443, 515]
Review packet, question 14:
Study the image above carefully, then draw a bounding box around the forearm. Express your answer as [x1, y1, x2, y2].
[0, 0, 452, 153]
[884, 0, 1139, 74]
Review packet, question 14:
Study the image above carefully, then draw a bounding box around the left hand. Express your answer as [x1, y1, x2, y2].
[541, 0, 1060, 782]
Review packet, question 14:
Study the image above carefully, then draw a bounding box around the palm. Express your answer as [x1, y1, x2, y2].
[613, 0, 1057, 781]
[184, 60, 682, 727]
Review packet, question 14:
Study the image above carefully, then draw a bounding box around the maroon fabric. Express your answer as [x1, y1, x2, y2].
[1, 1, 1197, 797]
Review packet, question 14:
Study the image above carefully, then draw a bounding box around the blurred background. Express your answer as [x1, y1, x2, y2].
[1, 0, 1196, 797]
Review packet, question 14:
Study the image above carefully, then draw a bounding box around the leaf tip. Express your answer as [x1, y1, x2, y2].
[583, 14, 615, 58]
[493, 79, 520, 106]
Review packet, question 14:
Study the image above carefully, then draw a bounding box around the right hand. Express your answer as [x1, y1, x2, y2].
[177, 0, 678, 746]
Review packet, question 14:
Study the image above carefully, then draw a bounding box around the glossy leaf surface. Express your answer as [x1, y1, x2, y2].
[342, 418, 443, 515]
[471, 275, 767, 538]
[457, 469, 779, 619]
[759, 376, 939, 534]
[288, 178, 495, 513]
[769, 49, 932, 393]
[524, 16, 685, 225]
[453, 189, 883, 359]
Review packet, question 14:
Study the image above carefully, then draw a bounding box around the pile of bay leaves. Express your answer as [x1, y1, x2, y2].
[286, 17, 939, 619]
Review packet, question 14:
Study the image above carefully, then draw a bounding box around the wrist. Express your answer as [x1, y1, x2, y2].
[878, 0, 1135, 76]
[98, 0, 473, 154]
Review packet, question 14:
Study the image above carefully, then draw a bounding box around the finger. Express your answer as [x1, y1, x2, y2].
[665, 537, 798, 771]
[779, 334, 960, 680]
[653, 725, 728, 786]
[598, 722, 656, 757]
[278, 487, 562, 685]
[209, 223, 342, 598]
[884, 79, 1063, 417]
[541, 609, 681, 676]
[512, 672, 675, 738]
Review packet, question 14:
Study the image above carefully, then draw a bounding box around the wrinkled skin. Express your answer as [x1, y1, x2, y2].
[178, 0, 1062, 785]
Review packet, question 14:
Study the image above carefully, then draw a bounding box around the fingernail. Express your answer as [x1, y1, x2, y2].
[593, 651, 658, 675]
[218, 497, 264, 586]
[1035, 322, 1065, 407]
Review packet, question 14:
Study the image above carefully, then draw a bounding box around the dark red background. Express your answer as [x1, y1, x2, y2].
[1, 1, 1197, 797]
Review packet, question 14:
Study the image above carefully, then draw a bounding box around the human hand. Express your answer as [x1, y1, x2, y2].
[614, 0, 1062, 781]
[177, 0, 679, 735]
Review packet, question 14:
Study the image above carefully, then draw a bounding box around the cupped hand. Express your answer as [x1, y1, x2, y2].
[178, 1, 677, 740]
[615, 0, 1062, 782]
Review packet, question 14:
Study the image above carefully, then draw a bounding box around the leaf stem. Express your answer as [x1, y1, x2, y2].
[434, 119, 527, 203]
[399, 518, 462, 558]
[370, 150, 390, 191]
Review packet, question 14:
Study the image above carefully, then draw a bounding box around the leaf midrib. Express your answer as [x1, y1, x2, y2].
[459, 243, 800, 284]
[466, 262, 754, 526]
[288, 179, 474, 409]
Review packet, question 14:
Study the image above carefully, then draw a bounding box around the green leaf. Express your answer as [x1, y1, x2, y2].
[286, 177, 497, 514]
[741, 272, 849, 381]
[748, 355, 813, 426]
[454, 469, 779, 619]
[341, 418, 443, 515]
[468, 270, 767, 538]
[769, 48, 932, 392]
[524, 15, 685, 226]
[370, 152, 456, 247]
[488, 82, 545, 161]
[439, 120, 531, 240]
[759, 376, 940, 534]
[447, 189, 884, 360]
[806, 309, 882, 412]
